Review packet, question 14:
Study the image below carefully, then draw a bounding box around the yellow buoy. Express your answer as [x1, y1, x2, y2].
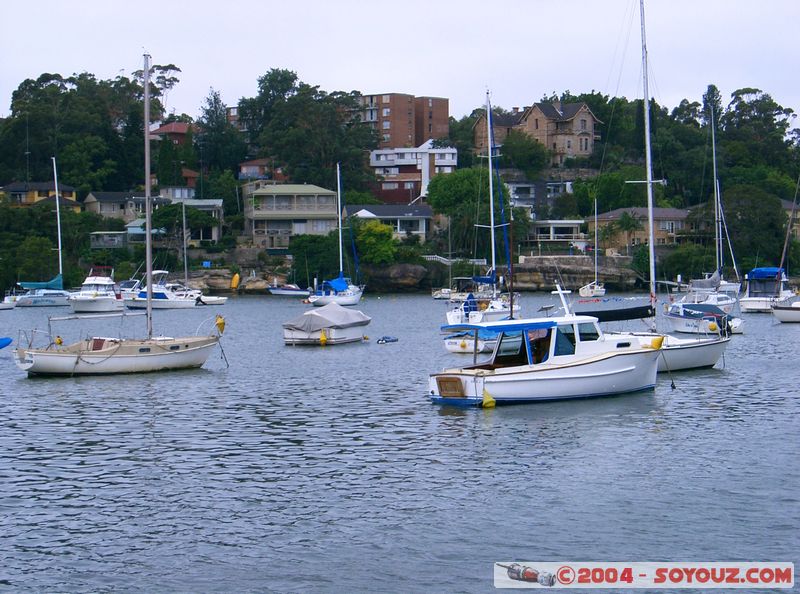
[481, 387, 496, 408]
[320, 328, 328, 345]
[460, 340, 467, 349]
[215, 314, 226, 335]
[230, 273, 240, 290]
[708, 321, 718, 332]
[55, 335, 63, 346]
[650, 335, 664, 349]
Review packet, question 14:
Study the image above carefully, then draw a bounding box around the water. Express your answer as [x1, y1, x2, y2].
[0, 295, 797, 592]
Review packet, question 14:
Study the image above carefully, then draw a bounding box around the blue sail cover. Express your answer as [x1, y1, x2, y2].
[322, 273, 349, 293]
[749, 267, 784, 279]
[19, 274, 64, 290]
[472, 270, 497, 285]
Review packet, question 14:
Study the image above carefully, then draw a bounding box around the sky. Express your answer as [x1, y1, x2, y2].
[2, 0, 798, 125]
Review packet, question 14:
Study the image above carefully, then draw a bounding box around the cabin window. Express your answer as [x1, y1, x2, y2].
[527, 328, 551, 364]
[493, 331, 529, 367]
[554, 326, 576, 356]
[577, 323, 600, 342]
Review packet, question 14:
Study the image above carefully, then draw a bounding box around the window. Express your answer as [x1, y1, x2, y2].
[567, 140, 571, 149]
[580, 118, 587, 131]
[535, 118, 539, 130]
[403, 182, 415, 189]
[382, 121, 391, 129]
[554, 326, 576, 356]
[382, 107, 390, 117]
[382, 182, 399, 190]
[577, 323, 599, 342]
[383, 134, 391, 143]
[382, 94, 390, 103]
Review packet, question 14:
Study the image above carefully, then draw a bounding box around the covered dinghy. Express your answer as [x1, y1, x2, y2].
[282, 302, 371, 345]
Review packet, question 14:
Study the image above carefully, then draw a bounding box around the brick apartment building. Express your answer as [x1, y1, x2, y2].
[357, 93, 449, 149]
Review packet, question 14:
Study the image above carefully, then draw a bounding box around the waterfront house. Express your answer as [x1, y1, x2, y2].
[344, 204, 433, 242]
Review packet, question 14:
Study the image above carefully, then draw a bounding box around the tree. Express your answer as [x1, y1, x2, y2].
[721, 184, 787, 269]
[196, 89, 247, 174]
[499, 129, 550, 179]
[354, 219, 397, 266]
[616, 211, 643, 255]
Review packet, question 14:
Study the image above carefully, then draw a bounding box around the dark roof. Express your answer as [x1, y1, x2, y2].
[597, 207, 689, 221]
[32, 195, 79, 208]
[346, 204, 433, 218]
[3, 181, 76, 192]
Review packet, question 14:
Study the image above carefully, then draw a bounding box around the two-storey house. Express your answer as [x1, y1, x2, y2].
[2, 181, 79, 210]
[244, 184, 338, 251]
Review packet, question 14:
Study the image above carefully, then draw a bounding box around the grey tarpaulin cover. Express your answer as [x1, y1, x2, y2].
[282, 302, 371, 332]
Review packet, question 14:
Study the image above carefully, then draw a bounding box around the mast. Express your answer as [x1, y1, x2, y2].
[143, 53, 153, 337]
[710, 104, 722, 272]
[51, 157, 63, 279]
[336, 162, 344, 274]
[485, 91, 497, 297]
[182, 201, 189, 284]
[640, 0, 657, 329]
[594, 198, 599, 284]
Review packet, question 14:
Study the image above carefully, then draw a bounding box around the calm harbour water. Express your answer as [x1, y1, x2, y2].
[0, 293, 797, 593]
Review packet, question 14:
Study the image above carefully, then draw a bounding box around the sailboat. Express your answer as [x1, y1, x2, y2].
[681, 106, 740, 312]
[11, 158, 72, 307]
[579, 199, 606, 297]
[604, 0, 731, 373]
[14, 54, 223, 376]
[445, 91, 520, 325]
[307, 163, 364, 306]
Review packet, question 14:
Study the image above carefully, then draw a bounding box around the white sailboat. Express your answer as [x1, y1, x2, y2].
[606, 0, 731, 373]
[14, 54, 223, 376]
[12, 158, 71, 307]
[445, 91, 520, 325]
[307, 163, 364, 306]
[579, 198, 606, 297]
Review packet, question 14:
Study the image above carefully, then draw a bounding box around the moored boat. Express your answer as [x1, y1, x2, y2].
[428, 314, 662, 407]
[282, 302, 370, 345]
[739, 267, 793, 313]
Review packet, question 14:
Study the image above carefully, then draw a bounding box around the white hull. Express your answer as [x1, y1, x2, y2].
[307, 288, 363, 307]
[579, 282, 606, 297]
[430, 349, 659, 406]
[740, 296, 784, 313]
[269, 288, 310, 297]
[678, 291, 737, 314]
[283, 325, 367, 345]
[664, 314, 724, 335]
[70, 296, 125, 313]
[772, 302, 800, 323]
[0, 301, 16, 310]
[14, 335, 218, 376]
[195, 295, 228, 305]
[15, 293, 71, 307]
[125, 297, 198, 309]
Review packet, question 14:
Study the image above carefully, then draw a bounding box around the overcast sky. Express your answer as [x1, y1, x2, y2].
[2, 0, 797, 125]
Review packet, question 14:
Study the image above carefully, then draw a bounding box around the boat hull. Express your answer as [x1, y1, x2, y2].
[283, 325, 367, 345]
[15, 293, 71, 307]
[14, 336, 219, 376]
[772, 303, 800, 322]
[307, 290, 363, 307]
[658, 335, 729, 372]
[429, 350, 659, 406]
[125, 297, 198, 309]
[740, 297, 781, 313]
[70, 296, 125, 313]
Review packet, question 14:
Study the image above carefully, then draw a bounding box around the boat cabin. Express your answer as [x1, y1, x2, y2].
[443, 316, 608, 370]
[744, 267, 788, 297]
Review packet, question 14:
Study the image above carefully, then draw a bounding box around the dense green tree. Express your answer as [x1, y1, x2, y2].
[616, 211, 643, 255]
[720, 184, 787, 270]
[354, 219, 397, 266]
[500, 129, 550, 179]
[196, 89, 247, 174]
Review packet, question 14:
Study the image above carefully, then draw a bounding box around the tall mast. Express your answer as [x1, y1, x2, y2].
[182, 201, 189, 285]
[51, 157, 63, 279]
[594, 198, 599, 284]
[143, 53, 153, 338]
[710, 104, 722, 272]
[640, 0, 657, 327]
[485, 91, 497, 297]
[336, 162, 344, 274]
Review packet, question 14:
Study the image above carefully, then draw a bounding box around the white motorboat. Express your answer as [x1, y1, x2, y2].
[125, 271, 226, 309]
[308, 164, 364, 307]
[664, 302, 743, 335]
[740, 267, 793, 313]
[14, 55, 222, 377]
[428, 313, 662, 407]
[268, 283, 310, 297]
[282, 302, 370, 345]
[12, 282, 71, 307]
[68, 271, 124, 313]
[771, 296, 800, 323]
